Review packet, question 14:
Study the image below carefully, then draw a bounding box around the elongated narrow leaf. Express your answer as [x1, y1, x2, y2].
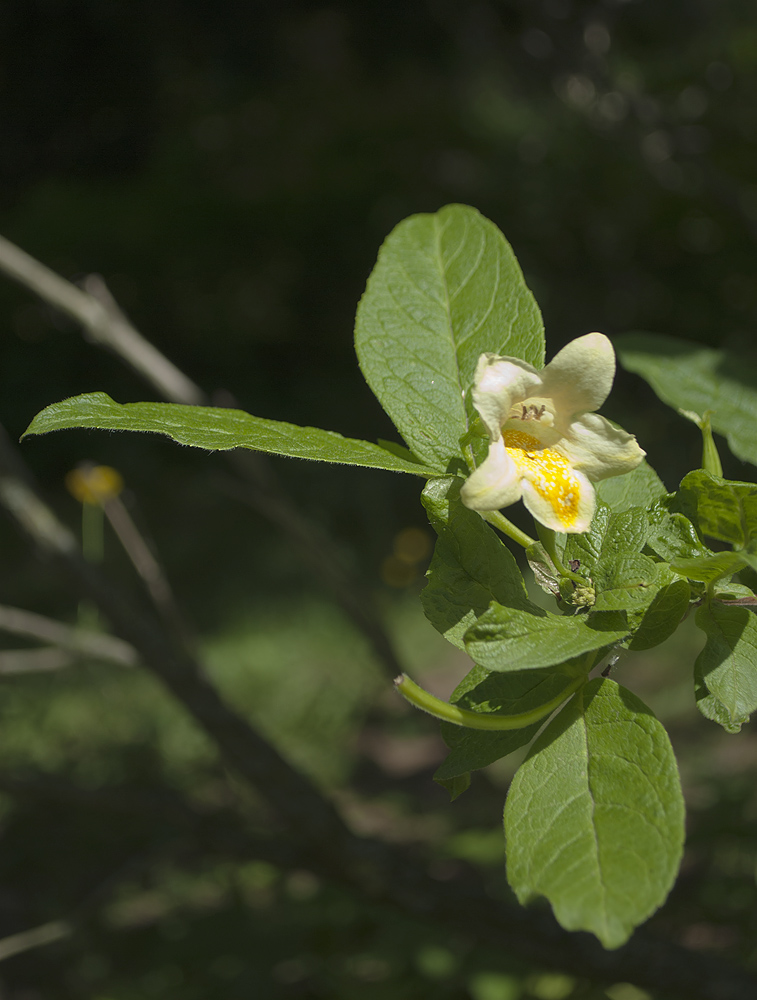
[616, 333, 757, 466]
[22, 393, 438, 476]
[465, 605, 628, 672]
[420, 477, 530, 648]
[694, 603, 757, 725]
[505, 678, 685, 949]
[670, 550, 746, 584]
[435, 664, 578, 781]
[355, 204, 544, 468]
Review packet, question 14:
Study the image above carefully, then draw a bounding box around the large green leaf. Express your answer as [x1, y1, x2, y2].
[435, 664, 580, 782]
[22, 393, 439, 476]
[420, 477, 530, 648]
[624, 579, 691, 651]
[694, 602, 757, 726]
[505, 678, 685, 949]
[596, 459, 666, 513]
[354, 204, 544, 468]
[616, 333, 757, 466]
[465, 605, 628, 672]
[675, 469, 757, 548]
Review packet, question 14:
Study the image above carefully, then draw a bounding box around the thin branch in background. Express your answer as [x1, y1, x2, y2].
[0, 234, 403, 678]
[0, 424, 755, 999]
[0, 921, 72, 963]
[0, 603, 138, 668]
[102, 495, 191, 649]
[0, 649, 74, 674]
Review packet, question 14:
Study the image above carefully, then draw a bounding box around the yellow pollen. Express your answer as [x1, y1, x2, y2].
[503, 430, 581, 527]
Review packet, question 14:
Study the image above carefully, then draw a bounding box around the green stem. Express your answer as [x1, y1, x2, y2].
[81, 502, 104, 565]
[536, 523, 584, 584]
[394, 672, 585, 730]
[482, 510, 536, 549]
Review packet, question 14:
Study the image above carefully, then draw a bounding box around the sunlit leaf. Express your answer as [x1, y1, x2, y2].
[22, 393, 438, 476]
[505, 678, 685, 948]
[465, 605, 628, 673]
[355, 204, 544, 468]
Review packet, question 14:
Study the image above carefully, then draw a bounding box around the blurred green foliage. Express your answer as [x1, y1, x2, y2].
[3, 0, 757, 996]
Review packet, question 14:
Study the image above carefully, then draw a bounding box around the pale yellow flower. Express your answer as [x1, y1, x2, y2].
[460, 333, 645, 533]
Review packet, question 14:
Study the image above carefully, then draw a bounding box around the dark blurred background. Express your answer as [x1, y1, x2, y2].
[1, 2, 757, 998]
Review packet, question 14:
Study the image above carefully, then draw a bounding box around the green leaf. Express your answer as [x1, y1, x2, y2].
[564, 504, 687, 646]
[670, 550, 747, 584]
[420, 477, 530, 648]
[646, 502, 707, 564]
[676, 469, 757, 548]
[694, 662, 747, 734]
[435, 664, 579, 781]
[465, 605, 628, 673]
[596, 459, 666, 513]
[625, 579, 691, 651]
[694, 602, 757, 725]
[22, 393, 438, 476]
[436, 772, 471, 801]
[564, 505, 651, 593]
[616, 333, 757, 466]
[505, 678, 685, 949]
[354, 204, 544, 468]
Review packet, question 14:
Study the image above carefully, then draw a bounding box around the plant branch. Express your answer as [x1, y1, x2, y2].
[0, 235, 403, 678]
[0, 427, 755, 998]
[0, 602, 138, 667]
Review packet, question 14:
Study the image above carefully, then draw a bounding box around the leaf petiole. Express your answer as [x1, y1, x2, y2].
[482, 510, 536, 549]
[394, 671, 586, 730]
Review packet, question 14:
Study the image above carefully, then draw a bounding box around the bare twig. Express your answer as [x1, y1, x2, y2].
[0, 424, 755, 998]
[0, 603, 137, 667]
[102, 496, 190, 646]
[0, 921, 72, 963]
[0, 649, 74, 673]
[0, 234, 403, 678]
[0, 237, 203, 405]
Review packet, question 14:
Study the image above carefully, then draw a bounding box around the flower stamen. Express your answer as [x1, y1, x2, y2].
[503, 430, 581, 529]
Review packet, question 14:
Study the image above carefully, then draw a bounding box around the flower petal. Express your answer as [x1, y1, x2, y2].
[520, 467, 596, 533]
[537, 332, 616, 417]
[471, 353, 541, 439]
[460, 438, 523, 511]
[560, 412, 646, 481]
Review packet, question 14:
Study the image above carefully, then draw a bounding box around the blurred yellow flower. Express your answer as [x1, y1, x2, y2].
[65, 464, 124, 505]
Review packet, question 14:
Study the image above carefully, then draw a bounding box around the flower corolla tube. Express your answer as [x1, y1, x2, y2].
[460, 333, 645, 533]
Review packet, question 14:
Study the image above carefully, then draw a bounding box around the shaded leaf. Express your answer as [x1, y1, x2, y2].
[420, 477, 530, 649]
[436, 664, 579, 780]
[694, 660, 747, 734]
[676, 469, 757, 548]
[616, 333, 757, 466]
[694, 602, 757, 725]
[625, 579, 691, 651]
